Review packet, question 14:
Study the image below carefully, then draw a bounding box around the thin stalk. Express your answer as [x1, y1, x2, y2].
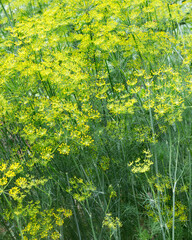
[3, 193, 24, 240]
[188, 149, 192, 231]
[117, 184, 121, 240]
[38, 72, 50, 97]
[145, 173, 169, 237]
[66, 173, 82, 240]
[105, 59, 115, 95]
[169, 128, 173, 188]
[8, 2, 14, 26]
[167, 3, 177, 37]
[85, 199, 97, 240]
[149, 108, 166, 240]
[0, 0, 13, 27]
[131, 174, 141, 237]
[172, 127, 180, 240]
[109, 54, 129, 93]
[82, 162, 107, 211]
[93, 163, 107, 206]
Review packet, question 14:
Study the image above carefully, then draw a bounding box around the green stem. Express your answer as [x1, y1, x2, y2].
[86, 199, 97, 240]
[66, 173, 82, 240]
[149, 108, 166, 240]
[0, 0, 13, 27]
[172, 126, 180, 240]
[131, 174, 141, 237]
[3, 193, 24, 240]
[188, 149, 192, 233]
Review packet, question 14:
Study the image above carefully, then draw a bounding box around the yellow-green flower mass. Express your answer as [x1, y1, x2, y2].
[0, 0, 191, 239]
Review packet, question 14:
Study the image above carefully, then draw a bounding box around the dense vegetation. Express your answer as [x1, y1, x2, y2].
[0, 0, 192, 239]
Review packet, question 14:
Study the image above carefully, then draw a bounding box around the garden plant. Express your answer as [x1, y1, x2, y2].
[0, 0, 192, 239]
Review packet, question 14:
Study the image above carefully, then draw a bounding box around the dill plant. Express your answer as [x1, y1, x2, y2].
[0, 0, 191, 239]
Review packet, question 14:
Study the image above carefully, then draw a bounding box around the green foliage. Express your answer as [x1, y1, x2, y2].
[0, 0, 191, 239]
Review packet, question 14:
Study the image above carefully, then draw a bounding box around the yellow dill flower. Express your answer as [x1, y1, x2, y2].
[144, 21, 157, 29]
[0, 177, 8, 186]
[5, 170, 16, 178]
[114, 83, 125, 92]
[127, 78, 137, 86]
[143, 99, 155, 110]
[63, 209, 72, 218]
[51, 231, 60, 240]
[9, 187, 20, 200]
[55, 216, 64, 226]
[128, 150, 153, 173]
[87, 109, 100, 119]
[103, 213, 122, 230]
[41, 147, 53, 161]
[109, 185, 117, 198]
[73, 193, 86, 202]
[58, 143, 70, 155]
[80, 135, 94, 146]
[41, 230, 49, 238]
[68, 177, 96, 201]
[57, 208, 72, 218]
[36, 127, 47, 137]
[9, 163, 21, 171]
[131, 158, 153, 173]
[16, 177, 28, 188]
[0, 163, 7, 172]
